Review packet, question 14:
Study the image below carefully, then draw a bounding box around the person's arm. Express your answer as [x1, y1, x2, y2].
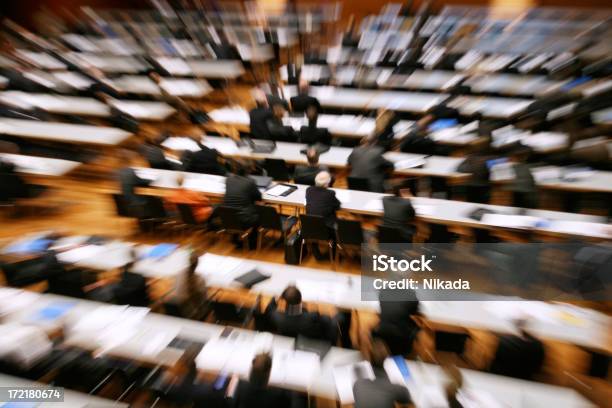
[331, 191, 341, 211]
[251, 181, 262, 201]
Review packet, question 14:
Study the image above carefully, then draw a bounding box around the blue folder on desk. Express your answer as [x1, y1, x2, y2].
[392, 355, 411, 380]
[145, 243, 178, 259]
[560, 76, 591, 92]
[5, 238, 53, 254]
[2, 403, 40, 408]
[32, 301, 76, 321]
[428, 118, 458, 132]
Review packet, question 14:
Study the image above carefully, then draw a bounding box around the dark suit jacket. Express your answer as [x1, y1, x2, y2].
[141, 144, 175, 170]
[348, 146, 394, 192]
[293, 164, 328, 185]
[265, 117, 295, 142]
[299, 126, 331, 145]
[233, 380, 290, 408]
[0, 160, 28, 202]
[290, 94, 320, 114]
[353, 369, 410, 408]
[305, 186, 340, 227]
[264, 298, 330, 341]
[182, 145, 226, 176]
[490, 333, 545, 379]
[249, 106, 274, 140]
[118, 167, 150, 207]
[382, 196, 416, 239]
[223, 175, 262, 226]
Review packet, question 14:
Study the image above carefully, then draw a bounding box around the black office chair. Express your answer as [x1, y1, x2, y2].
[335, 219, 368, 265]
[347, 176, 371, 192]
[255, 205, 297, 251]
[264, 158, 291, 181]
[377, 225, 411, 243]
[434, 329, 472, 364]
[299, 214, 334, 265]
[293, 173, 317, 186]
[111, 194, 131, 218]
[216, 206, 253, 254]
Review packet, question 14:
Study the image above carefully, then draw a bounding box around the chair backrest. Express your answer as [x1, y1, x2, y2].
[217, 206, 248, 232]
[377, 225, 408, 243]
[299, 214, 330, 241]
[336, 219, 364, 246]
[347, 176, 371, 192]
[111, 194, 131, 217]
[143, 196, 168, 219]
[264, 158, 290, 181]
[256, 205, 282, 230]
[294, 173, 316, 186]
[176, 204, 198, 225]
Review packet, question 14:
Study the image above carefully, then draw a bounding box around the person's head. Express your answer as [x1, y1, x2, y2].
[271, 102, 286, 119]
[0, 141, 19, 154]
[298, 77, 309, 94]
[314, 171, 332, 188]
[306, 148, 320, 166]
[514, 318, 530, 337]
[509, 146, 532, 163]
[148, 70, 161, 84]
[306, 104, 318, 125]
[253, 89, 268, 108]
[234, 161, 249, 176]
[281, 285, 302, 315]
[249, 353, 272, 388]
[369, 338, 390, 369]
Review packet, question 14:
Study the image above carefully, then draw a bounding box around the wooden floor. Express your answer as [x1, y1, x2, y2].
[1, 86, 611, 407]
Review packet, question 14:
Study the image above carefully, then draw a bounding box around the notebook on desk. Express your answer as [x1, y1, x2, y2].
[233, 268, 270, 289]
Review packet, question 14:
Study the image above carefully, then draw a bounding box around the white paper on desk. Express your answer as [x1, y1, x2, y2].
[196, 253, 245, 284]
[270, 350, 320, 389]
[413, 384, 448, 408]
[162, 137, 201, 152]
[295, 279, 349, 305]
[364, 199, 383, 212]
[0, 289, 40, 316]
[333, 189, 351, 204]
[50, 235, 90, 251]
[265, 184, 294, 197]
[413, 204, 435, 216]
[134, 168, 160, 181]
[458, 390, 508, 408]
[547, 221, 611, 238]
[480, 214, 544, 229]
[196, 337, 256, 377]
[394, 158, 426, 170]
[460, 121, 479, 134]
[56, 245, 105, 264]
[531, 166, 562, 182]
[332, 361, 375, 405]
[134, 327, 180, 357]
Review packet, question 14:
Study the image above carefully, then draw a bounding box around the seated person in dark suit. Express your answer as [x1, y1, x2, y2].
[0, 157, 28, 203]
[298, 105, 331, 146]
[249, 90, 274, 140]
[457, 154, 491, 204]
[348, 138, 394, 193]
[381, 185, 416, 242]
[373, 288, 420, 356]
[293, 148, 328, 185]
[141, 131, 179, 170]
[373, 109, 400, 151]
[265, 100, 295, 142]
[232, 353, 291, 408]
[155, 345, 227, 408]
[290, 78, 320, 115]
[223, 165, 262, 248]
[263, 285, 335, 342]
[181, 139, 227, 176]
[489, 319, 545, 380]
[353, 338, 411, 408]
[117, 153, 152, 216]
[507, 147, 538, 208]
[305, 171, 340, 230]
[86, 257, 150, 307]
[398, 104, 458, 155]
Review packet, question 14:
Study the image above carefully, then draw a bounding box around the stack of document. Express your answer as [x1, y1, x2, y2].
[269, 349, 320, 389]
[480, 214, 547, 229]
[196, 253, 246, 285]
